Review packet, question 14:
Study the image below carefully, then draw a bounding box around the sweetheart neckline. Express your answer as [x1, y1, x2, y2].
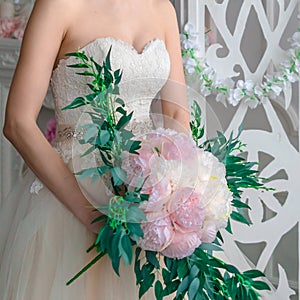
[53, 37, 167, 73]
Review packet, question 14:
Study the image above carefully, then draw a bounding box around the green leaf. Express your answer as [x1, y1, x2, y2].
[105, 46, 112, 70]
[248, 288, 259, 300]
[232, 200, 251, 209]
[111, 167, 126, 186]
[115, 97, 125, 106]
[162, 269, 171, 284]
[84, 126, 98, 142]
[243, 270, 265, 279]
[76, 167, 98, 180]
[154, 281, 163, 300]
[120, 233, 132, 265]
[225, 218, 233, 234]
[176, 275, 190, 297]
[251, 280, 271, 291]
[164, 280, 180, 295]
[116, 106, 127, 115]
[110, 228, 122, 275]
[225, 264, 240, 274]
[138, 273, 155, 299]
[188, 277, 200, 300]
[146, 251, 160, 269]
[126, 206, 146, 223]
[127, 222, 144, 242]
[116, 112, 133, 130]
[177, 259, 189, 279]
[231, 211, 250, 225]
[129, 140, 141, 154]
[134, 255, 142, 285]
[99, 130, 110, 145]
[61, 96, 87, 110]
[189, 264, 200, 281]
[237, 285, 248, 300]
[67, 63, 88, 68]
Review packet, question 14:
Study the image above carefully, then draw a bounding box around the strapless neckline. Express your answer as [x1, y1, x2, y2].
[53, 37, 168, 73]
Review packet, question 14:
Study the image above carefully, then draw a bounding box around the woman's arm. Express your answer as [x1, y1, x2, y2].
[159, 1, 190, 134]
[3, 0, 101, 233]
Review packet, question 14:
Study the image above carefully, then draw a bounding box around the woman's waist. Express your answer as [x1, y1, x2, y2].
[54, 118, 154, 144]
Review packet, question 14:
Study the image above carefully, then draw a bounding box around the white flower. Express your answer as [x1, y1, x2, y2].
[228, 88, 244, 106]
[194, 150, 232, 229]
[183, 23, 198, 39]
[244, 80, 255, 92]
[289, 31, 300, 48]
[182, 57, 197, 74]
[181, 38, 196, 50]
[215, 78, 235, 90]
[201, 66, 216, 81]
[200, 84, 212, 97]
[270, 84, 282, 97]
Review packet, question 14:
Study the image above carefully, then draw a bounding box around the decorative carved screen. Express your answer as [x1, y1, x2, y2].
[184, 1, 300, 299]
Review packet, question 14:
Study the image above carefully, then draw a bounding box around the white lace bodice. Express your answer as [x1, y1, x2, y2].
[50, 37, 171, 162]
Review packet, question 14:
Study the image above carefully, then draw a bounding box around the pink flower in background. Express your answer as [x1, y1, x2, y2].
[45, 117, 57, 144]
[0, 17, 20, 38]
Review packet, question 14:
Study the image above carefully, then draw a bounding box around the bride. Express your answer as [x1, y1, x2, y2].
[0, 0, 190, 299]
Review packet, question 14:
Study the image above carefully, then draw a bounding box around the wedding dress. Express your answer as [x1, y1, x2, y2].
[0, 37, 171, 300]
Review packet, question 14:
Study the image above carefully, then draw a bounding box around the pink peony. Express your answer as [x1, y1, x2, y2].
[140, 177, 171, 212]
[138, 215, 174, 252]
[169, 187, 205, 233]
[161, 231, 202, 259]
[45, 117, 57, 144]
[201, 223, 217, 243]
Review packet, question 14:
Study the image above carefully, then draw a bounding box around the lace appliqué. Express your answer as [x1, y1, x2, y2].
[30, 178, 44, 194]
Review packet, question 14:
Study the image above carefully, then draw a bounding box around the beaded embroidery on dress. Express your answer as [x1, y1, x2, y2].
[0, 37, 171, 300]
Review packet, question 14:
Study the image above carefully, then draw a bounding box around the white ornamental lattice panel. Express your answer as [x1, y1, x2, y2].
[185, 1, 300, 299]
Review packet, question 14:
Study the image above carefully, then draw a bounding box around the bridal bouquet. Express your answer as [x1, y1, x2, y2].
[62, 47, 271, 299]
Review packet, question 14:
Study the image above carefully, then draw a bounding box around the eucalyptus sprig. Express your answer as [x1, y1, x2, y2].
[62, 48, 147, 285]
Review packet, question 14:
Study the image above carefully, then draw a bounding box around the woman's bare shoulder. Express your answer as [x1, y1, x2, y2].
[153, 0, 177, 27]
[32, 0, 80, 17]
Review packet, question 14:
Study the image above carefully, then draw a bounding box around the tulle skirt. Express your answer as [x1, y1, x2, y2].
[0, 169, 157, 300]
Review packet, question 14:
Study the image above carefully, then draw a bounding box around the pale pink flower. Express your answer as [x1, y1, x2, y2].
[138, 215, 174, 252]
[161, 231, 202, 259]
[201, 223, 217, 243]
[45, 117, 57, 144]
[140, 177, 171, 212]
[169, 187, 205, 233]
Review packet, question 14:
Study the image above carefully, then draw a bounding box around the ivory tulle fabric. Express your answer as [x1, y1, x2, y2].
[0, 37, 171, 300]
